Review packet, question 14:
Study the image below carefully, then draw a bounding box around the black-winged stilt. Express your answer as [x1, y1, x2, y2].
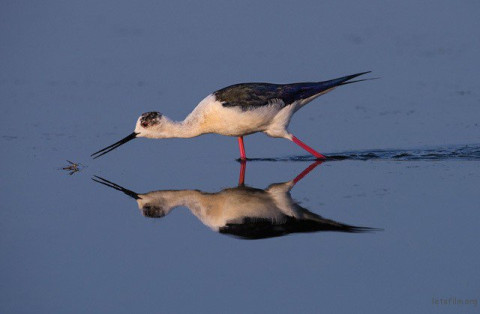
[92, 161, 374, 239]
[92, 71, 371, 160]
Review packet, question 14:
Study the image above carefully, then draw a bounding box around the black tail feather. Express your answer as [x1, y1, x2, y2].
[322, 71, 372, 88]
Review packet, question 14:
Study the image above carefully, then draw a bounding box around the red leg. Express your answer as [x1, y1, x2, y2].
[238, 160, 246, 186]
[291, 135, 326, 159]
[238, 136, 246, 160]
[292, 161, 323, 185]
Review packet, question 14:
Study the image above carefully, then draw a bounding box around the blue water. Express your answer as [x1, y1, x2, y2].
[1, 1, 479, 313]
[242, 144, 480, 161]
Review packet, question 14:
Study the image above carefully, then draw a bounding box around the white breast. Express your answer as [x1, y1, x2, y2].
[186, 94, 290, 137]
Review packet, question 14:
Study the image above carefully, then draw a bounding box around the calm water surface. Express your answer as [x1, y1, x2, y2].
[1, 1, 479, 313]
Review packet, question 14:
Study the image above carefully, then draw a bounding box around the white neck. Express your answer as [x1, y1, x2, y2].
[140, 94, 220, 139]
[138, 190, 201, 211]
[160, 117, 202, 138]
[137, 190, 211, 222]
[140, 115, 204, 139]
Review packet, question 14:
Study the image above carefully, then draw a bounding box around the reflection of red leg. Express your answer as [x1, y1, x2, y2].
[291, 135, 326, 159]
[292, 161, 323, 185]
[238, 160, 246, 186]
[238, 136, 246, 160]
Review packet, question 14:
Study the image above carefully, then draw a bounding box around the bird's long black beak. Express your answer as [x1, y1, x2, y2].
[91, 132, 138, 159]
[92, 175, 140, 200]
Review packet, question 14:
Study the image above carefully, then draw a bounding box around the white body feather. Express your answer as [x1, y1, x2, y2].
[156, 91, 332, 140]
[187, 94, 292, 138]
[135, 180, 312, 231]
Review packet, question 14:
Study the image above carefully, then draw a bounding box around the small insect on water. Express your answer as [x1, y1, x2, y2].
[61, 160, 84, 175]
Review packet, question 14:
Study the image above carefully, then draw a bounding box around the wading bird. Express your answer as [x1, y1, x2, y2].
[92, 72, 371, 160]
[92, 161, 375, 239]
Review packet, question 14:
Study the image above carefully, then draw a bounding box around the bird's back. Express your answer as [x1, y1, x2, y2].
[214, 72, 370, 111]
[214, 82, 329, 111]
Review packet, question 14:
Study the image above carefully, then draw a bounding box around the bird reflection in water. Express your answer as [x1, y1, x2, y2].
[92, 161, 376, 239]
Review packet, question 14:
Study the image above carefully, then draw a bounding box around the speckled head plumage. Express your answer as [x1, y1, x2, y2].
[134, 111, 172, 139]
[141, 204, 167, 218]
[139, 111, 163, 128]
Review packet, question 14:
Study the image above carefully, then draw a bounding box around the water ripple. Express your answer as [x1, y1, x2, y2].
[244, 144, 480, 162]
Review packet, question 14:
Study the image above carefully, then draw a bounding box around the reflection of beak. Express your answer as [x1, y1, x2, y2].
[91, 175, 140, 200]
[91, 132, 138, 159]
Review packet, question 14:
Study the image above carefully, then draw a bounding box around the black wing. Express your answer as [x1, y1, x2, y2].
[219, 214, 374, 240]
[214, 71, 371, 111]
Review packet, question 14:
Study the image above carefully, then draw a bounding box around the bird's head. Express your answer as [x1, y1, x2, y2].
[134, 111, 166, 138]
[140, 203, 168, 218]
[91, 111, 166, 159]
